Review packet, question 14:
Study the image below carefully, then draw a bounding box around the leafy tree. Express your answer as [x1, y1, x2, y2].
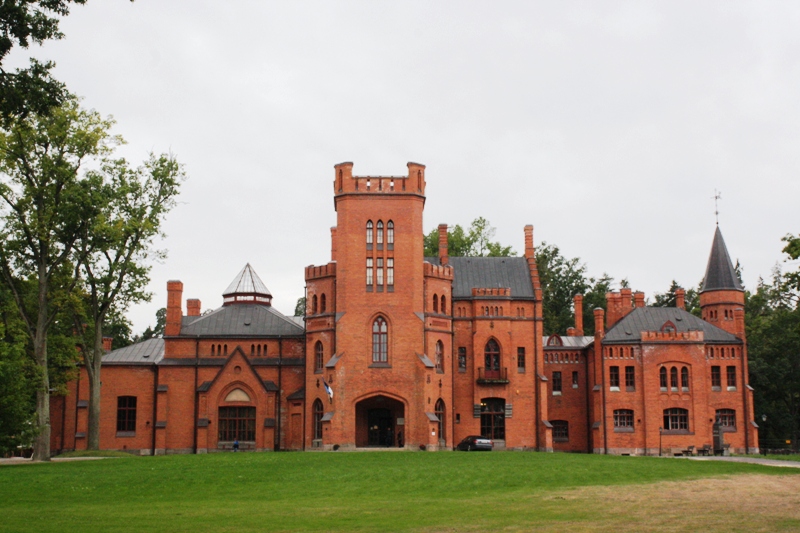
[71, 153, 183, 450]
[423, 217, 515, 257]
[652, 280, 701, 316]
[136, 307, 166, 341]
[0, 1, 87, 120]
[535, 242, 589, 335]
[294, 297, 306, 317]
[0, 97, 115, 460]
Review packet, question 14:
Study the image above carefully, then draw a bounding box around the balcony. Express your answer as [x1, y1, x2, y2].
[477, 367, 509, 385]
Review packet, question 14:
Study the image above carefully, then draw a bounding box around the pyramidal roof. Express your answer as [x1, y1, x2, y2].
[223, 263, 272, 298]
[701, 227, 743, 292]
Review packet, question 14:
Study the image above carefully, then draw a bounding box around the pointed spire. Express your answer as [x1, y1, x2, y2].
[223, 264, 272, 305]
[701, 227, 743, 292]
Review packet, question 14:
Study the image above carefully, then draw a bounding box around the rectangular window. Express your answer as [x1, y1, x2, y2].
[552, 371, 562, 394]
[218, 406, 256, 442]
[625, 366, 635, 391]
[366, 258, 373, 288]
[572, 371, 579, 388]
[609, 366, 620, 389]
[458, 347, 467, 371]
[711, 366, 721, 389]
[517, 347, 526, 372]
[116, 396, 137, 433]
[726, 366, 736, 389]
[552, 420, 569, 441]
[613, 409, 634, 428]
[376, 258, 384, 289]
[716, 409, 736, 429]
[387, 258, 394, 287]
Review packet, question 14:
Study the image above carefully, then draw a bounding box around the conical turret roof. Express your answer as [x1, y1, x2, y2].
[222, 263, 272, 305]
[701, 227, 743, 292]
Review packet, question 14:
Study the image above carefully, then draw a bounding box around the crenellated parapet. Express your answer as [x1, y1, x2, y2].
[641, 330, 704, 343]
[333, 161, 426, 196]
[471, 287, 511, 298]
[305, 263, 337, 281]
[423, 262, 454, 280]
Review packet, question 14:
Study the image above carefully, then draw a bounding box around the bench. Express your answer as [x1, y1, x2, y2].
[680, 445, 695, 456]
[697, 444, 712, 456]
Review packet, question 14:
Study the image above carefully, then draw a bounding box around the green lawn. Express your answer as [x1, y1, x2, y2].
[0, 451, 795, 532]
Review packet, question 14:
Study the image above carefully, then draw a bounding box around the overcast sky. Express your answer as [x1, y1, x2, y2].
[9, 2, 800, 334]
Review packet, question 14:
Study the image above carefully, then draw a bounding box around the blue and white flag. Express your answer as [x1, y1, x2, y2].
[323, 379, 334, 402]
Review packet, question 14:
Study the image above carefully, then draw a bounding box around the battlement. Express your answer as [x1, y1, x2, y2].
[305, 262, 337, 281]
[333, 162, 426, 196]
[423, 262, 454, 280]
[471, 287, 512, 298]
[641, 330, 704, 342]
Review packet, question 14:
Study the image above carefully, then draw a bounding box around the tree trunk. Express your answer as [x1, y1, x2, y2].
[86, 324, 103, 450]
[32, 272, 51, 461]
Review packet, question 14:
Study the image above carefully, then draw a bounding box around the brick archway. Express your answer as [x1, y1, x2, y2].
[354, 395, 405, 448]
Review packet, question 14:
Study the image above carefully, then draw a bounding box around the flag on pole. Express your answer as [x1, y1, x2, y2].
[323, 379, 334, 403]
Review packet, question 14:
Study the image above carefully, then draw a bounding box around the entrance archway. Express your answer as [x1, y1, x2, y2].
[355, 395, 405, 447]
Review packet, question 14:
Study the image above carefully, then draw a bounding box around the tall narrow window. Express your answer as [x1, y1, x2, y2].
[433, 294, 438, 313]
[366, 220, 373, 247]
[313, 399, 324, 441]
[552, 371, 562, 393]
[484, 339, 501, 379]
[311, 295, 318, 315]
[441, 295, 446, 314]
[458, 347, 467, 371]
[387, 220, 394, 246]
[320, 294, 326, 313]
[372, 317, 388, 363]
[660, 367, 668, 390]
[517, 347, 526, 372]
[376, 258, 384, 289]
[625, 366, 635, 391]
[314, 341, 324, 372]
[366, 258, 373, 288]
[726, 366, 736, 389]
[435, 340, 444, 372]
[387, 258, 394, 289]
[480, 398, 505, 440]
[376, 220, 384, 246]
[609, 366, 620, 389]
[670, 366, 678, 390]
[711, 366, 721, 389]
[681, 367, 689, 391]
[435, 399, 446, 442]
[572, 371, 579, 388]
[116, 396, 137, 432]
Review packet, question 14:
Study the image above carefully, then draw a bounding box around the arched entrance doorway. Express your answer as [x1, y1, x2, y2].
[355, 395, 405, 447]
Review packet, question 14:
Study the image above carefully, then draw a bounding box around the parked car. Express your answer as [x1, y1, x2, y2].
[456, 435, 493, 451]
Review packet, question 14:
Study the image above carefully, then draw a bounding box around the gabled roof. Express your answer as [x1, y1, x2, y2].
[426, 257, 535, 299]
[102, 338, 164, 365]
[223, 263, 272, 298]
[180, 304, 304, 337]
[604, 307, 739, 343]
[702, 227, 743, 292]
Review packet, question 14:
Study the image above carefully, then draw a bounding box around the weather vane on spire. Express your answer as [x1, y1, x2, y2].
[713, 189, 721, 226]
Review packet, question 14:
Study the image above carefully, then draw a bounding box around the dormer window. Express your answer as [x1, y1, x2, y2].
[661, 320, 676, 333]
[547, 335, 563, 347]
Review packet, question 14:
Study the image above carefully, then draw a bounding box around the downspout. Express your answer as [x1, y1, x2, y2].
[193, 336, 199, 454]
[302, 284, 308, 452]
[585, 346, 591, 453]
[601, 343, 607, 454]
[74, 369, 81, 450]
[534, 299, 540, 451]
[275, 337, 283, 451]
[151, 363, 158, 456]
[740, 342, 749, 453]
[60, 390, 66, 454]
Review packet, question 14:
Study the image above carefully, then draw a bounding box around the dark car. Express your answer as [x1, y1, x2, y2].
[456, 435, 493, 451]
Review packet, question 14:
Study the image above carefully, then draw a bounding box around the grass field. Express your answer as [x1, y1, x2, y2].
[1, 452, 799, 532]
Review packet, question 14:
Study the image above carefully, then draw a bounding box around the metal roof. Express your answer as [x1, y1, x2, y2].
[542, 336, 594, 349]
[102, 338, 164, 365]
[702, 227, 743, 292]
[179, 304, 304, 337]
[223, 263, 272, 297]
[604, 307, 740, 343]
[426, 257, 535, 299]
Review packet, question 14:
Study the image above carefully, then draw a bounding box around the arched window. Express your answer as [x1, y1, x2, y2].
[681, 367, 689, 390]
[660, 367, 667, 389]
[661, 320, 676, 333]
[224, 344, 228, 356]
[320, 294, 326, 313]
[435, 398, 446, 442]
[366, 220, 373, 245]
[435, 340, 444, 372]
[441, 295, 446, 315]
[257, 345, 261, 356]
[547, 335, 563, 347]
[663, 408, 689, 431]
[211, 344, 216, 356]
[251, 344, 255, 356]
[315, 341, 324, 371]
[433, 294, 438, 313]
[372, 317, 388, 363]
[484, 339, 501, 379]
[376, 220, 384, 245]
[311, 295, 318, 315]
[670, 366, 678, 390]
[387, 221, 394, 245]
[313, 399, 324, 441]
[263, 344, 267, 356]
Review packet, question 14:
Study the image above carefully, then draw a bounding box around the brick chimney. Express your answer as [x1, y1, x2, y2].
[102, 336, 113, 352]
[675, 288, 685, 310]
[524, 225, 534, 259]
[187, 299, 201, 317]
[438, 224, 449, 266]
[634, 292, 645, 308]
[620, 288, 633, 318]
[165, 280, 183, 337]
[573, 294, 584, 336]
[594, 308, 605, 339]
[331, 227, 338, 262]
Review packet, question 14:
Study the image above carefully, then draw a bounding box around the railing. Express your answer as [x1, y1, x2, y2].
[477, 367, 509, 384]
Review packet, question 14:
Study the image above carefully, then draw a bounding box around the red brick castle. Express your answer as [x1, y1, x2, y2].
[50, 162, 759, 455]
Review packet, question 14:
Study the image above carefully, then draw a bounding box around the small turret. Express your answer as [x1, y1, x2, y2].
[699, 227, 745, 338]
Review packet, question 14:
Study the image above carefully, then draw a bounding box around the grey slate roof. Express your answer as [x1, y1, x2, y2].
[102, 338, 164, 365]
[179, 304, 304, 337]
[223, 263, 272, 297]
[426, 257, 535, 299]
[702, 227, 743, 292]
[604, 307, 740, 343]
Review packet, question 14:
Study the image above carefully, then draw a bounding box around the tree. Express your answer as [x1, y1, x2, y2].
[294, 297, 306, 317]
[0, 97, 116, 460]
[136, 307, 166, 341]
[652, 280, 701, 316]
[535, 242, 589, 335]
[423, 217, 515, 257]
[71, 153, 183, 450]
[0, 1, 87, 120]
